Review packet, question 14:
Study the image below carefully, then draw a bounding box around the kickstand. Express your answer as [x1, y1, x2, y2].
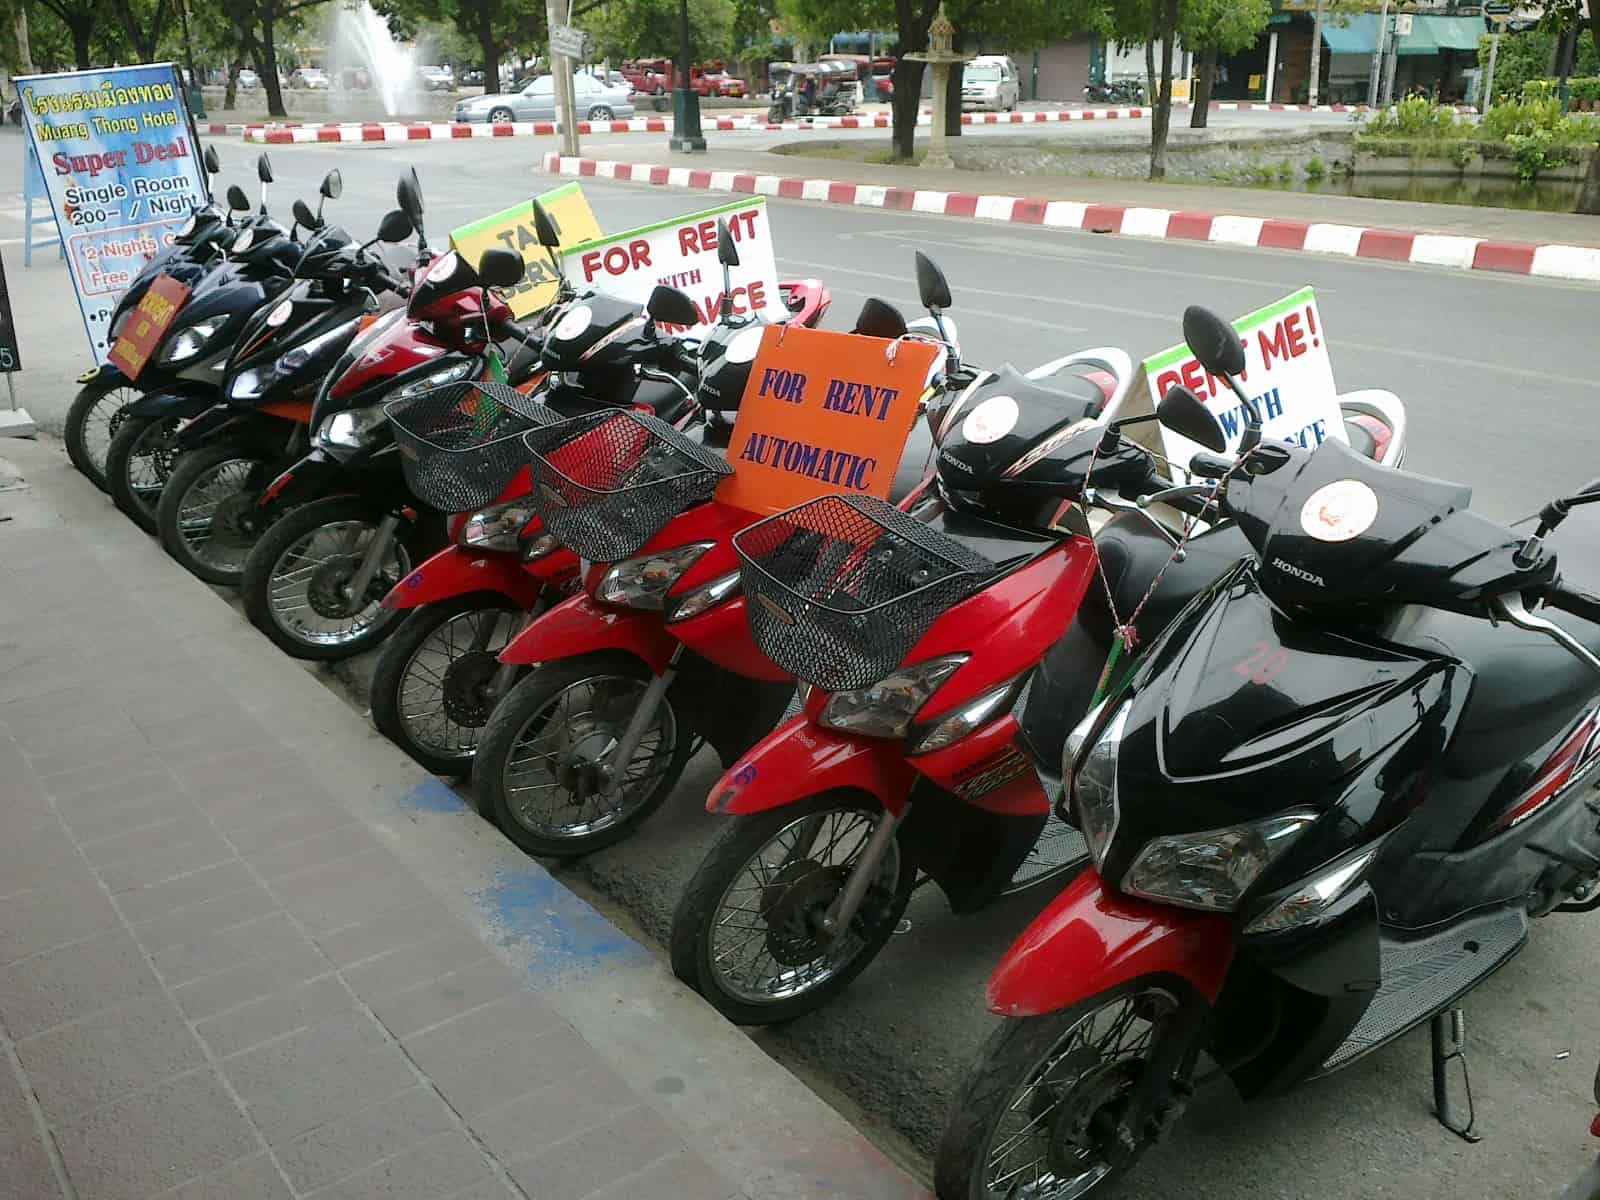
[1431, 1008, 1482, 1143]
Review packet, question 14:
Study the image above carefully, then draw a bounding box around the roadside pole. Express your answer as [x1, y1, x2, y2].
[1308, 0, 1325, 108]
[545, 0, 581, 156]
[1368, 0, 1388, 107]
[1482, 19, 1502, 112]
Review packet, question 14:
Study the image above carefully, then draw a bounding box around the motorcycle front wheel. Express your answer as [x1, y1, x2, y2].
[156, 444, 274, 586]
[65, 377, 136, 491]
[669, 791, 914, 1025]
[105, 413, 181, 534]
[934, 978, 1202, 1200]
[370, 593, 528, 776]
[471, 650, 694, 855]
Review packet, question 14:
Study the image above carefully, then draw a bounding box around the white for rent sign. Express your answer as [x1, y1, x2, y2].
[1142, 287, 1345, 471]
[562, 196, 786, 333]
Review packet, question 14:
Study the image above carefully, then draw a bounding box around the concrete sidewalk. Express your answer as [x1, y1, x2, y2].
[561, 139, 1600, 250]
[0, 437, 925, 1200]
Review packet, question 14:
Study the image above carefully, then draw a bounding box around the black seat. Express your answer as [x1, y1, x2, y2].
[502, 336, 543, 386]
[1398, 486, 1600, 777]
[1081, 511, 1251, 645]
[921, 503, 1055, 568]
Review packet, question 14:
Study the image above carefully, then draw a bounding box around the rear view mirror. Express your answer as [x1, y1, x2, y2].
[647, 285, 700, 328]
[256, 153, 274, 184]
[203, 145, 221, 174]
[1182, 306, 1245, 379]
[292, 198, 317, 230]
[376, 209, 413, 244]
[852, 297, 907, 340]
[320, 169, 343, 200]
[716, 218, 740, 268]
[477, 247, 526, 289]
[915, 251, 952, 311]
[531, 200, 561, 249]
[397, 169, 424, 226]
[1158, 384, 1226, 452]
[226, 184, 251, 212]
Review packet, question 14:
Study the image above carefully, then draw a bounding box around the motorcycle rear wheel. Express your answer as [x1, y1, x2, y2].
[65, 377, 136, 492]
[934, 978, 1200, 1200]
[105, 413, 181, 535]
[669, 791, 914, 1025]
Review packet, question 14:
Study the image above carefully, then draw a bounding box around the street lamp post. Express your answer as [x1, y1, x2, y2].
[669, 0, 705, 152]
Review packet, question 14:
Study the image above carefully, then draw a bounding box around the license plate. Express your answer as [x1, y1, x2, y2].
[107, 275, 192, 382]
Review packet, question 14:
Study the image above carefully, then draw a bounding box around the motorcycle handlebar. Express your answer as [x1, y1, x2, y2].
[1546, 582, 1600, 627]
[1188, 452, 1235, 480]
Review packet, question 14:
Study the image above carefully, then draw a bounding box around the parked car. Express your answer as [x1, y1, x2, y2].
[705, 71, 747, 97]
[237, 68, 260, 91]
[873, 68, 894, 99]
[451, 71, 635, 122]
[460, 68, 484, 87]
[289, 67, 331, 90]
[621, 59, 669, 94]
[417, 64, 454, 91]
[961, 54, 1020, 111]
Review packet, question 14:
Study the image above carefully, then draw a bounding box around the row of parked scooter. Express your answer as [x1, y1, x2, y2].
[71, 158, 1600, 1199]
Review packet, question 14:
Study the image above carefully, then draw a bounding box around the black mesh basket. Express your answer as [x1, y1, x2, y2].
[734, 494, 996, 693]
[522, 409, 732, 563]
[385, 382, 557, 513]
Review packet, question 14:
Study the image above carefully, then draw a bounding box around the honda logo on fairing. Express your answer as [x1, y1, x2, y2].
[1272, 558, 1326, 587]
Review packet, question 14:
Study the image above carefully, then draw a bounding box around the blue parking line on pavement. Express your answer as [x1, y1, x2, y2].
[476, 864, 651, 978]
[400, 778, 468, 812]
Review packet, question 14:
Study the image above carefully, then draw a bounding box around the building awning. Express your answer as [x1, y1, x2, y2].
[1321, 13, 1488, 56]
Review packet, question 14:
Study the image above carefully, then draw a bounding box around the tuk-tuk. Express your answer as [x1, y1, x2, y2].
[768, 60, 857, 121]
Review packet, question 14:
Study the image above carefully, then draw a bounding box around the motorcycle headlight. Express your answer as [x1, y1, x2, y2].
[665, 569, 740, 623]
[228, 368, 263, 400]
[460, 499, 539, 550]
[265, 298, 295, 328]
[392, 358, 478, 401]
[907, 674, 1025, 755]
[315, 407, 388, 452]
[596, 542, 715, 610]
[1123, 810, 1319, 914]
[159, 317, 224, 364]
[818, 655, 968, 741]
[273, 319, 359, 378]
[1071, 700, 1129, 868]
[231, 228, 256, 255]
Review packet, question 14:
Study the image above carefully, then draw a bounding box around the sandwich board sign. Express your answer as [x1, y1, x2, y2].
[448, 182, 603, 318]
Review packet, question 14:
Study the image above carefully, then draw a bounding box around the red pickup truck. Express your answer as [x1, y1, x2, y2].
[621, 59, 747, 97]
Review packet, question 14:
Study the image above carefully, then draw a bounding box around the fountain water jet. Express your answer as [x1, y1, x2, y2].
[327, 0, 418, 117]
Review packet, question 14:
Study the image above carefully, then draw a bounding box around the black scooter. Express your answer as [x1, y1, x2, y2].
[936, 305, 1600, 1200]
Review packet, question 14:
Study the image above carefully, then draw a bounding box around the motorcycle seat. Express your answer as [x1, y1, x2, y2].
[1081, 511, 1251, 646]
[922, 503, 1055, 569]
[1395, 486, 1600, 777]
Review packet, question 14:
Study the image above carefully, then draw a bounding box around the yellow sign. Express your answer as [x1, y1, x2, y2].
[1248, 73, 1263, 92]
[1171, 77, 1191, 103]
[449, 183, 602, 318]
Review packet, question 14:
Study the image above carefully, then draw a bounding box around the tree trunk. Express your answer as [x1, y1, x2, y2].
[476, 0, 501, 95]
[1144, 35, 1155, 106]
[14, 5, 36, 74]
[891, 57, 925, 159]
[258, 14, 287, 118]
[224, 58, 242, 110]
[1149, 0, 1178, 178]
[1307, 0, 1325, 107]
[1190, 44, 1216, 128]
[70, 16, 93, 71]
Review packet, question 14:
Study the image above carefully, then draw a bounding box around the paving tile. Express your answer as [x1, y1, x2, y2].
[275, 1086, 457, 1194]
[0, 873, 120, 967]
[55, 787, 200, 844]
[136, 707, 261, 752]
[582, 1149, 742, 1200]
[468, 1065, 638, 1164]
[197, 974, 356, 1060]
[29, 733, 162, 783]
[228, 806, 362, 860]
[403, 1000, 591, 1118]
[367, 957, 524, 1040]
[221, 1012, 417, 1146]
[15, 993, 207, 1122]
[0, 926, 161, 1040]
[117, 859, 258, 924]
[53, 1069, 257, 1200]
[96, 829, 238, 895]
[314, 901, 472, 969]
[0, 818, 85, 896]
[0, 1054, 65, 1200]
[436, 1179, 520, 1200]
[8, 710, 139, 759]
[342, 933, 493, 1006]
[0, 686, 125, 743]
[505, 1104, 684, 1200]
[174, 747, 321, 803]
[279, 855, 434, 937]
[306, 1130, 491, 1200]
[199, 789, 337, 836]
[77, 811, 206, 866]
[171, 938, 332, 1022]
[157, 1152, 293, 1200]
[145, 907, 302, 988]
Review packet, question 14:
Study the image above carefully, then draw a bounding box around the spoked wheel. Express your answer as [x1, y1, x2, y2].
[156, 445, 274, 585]
[670, 791, 915, 1025]
[65, 378, 137, 491]
[105, 413, 181, 534]
[242, 496, 414, 661]
[472, 651, 694, 855]
[370, 594, 530, 776]
[935, 980, 1202, 1200]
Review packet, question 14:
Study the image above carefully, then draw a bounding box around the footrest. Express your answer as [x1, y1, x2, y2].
[1319, 908, 1527, 1074]
[1006, 819, 1087, 891]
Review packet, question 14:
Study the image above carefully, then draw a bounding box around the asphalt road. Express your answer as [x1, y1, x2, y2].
[6, 127, 1600, 1197]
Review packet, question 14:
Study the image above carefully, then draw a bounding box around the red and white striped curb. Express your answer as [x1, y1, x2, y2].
[541, 152, 1600, 283]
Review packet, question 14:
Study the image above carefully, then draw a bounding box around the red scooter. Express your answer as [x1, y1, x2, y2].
[369, 214, 832, 774]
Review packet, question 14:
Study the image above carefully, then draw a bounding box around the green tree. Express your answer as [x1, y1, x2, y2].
[384, 0, 546, 95]
[31, 0, 101, 68]
[1513, 2, 1600, 211]
[588, 0, 734, 64]
[108, 0, 167, 60]
[1183, 0, 1268, 128]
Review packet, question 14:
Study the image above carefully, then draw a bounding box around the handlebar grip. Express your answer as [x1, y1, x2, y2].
[1189, 452, 1234, 480]
[1547, 582, 1600, 627]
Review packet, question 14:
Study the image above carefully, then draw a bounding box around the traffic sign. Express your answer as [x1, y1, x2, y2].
[1395, 13, 1414, 36]
[1484, 2, 1512, 13]
[550, 24, 588, 59]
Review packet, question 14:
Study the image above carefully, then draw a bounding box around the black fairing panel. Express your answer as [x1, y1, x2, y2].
[541, 294, 650, 370]
[1098, 564, 1468, 893]
[936, 367, 1107, 490]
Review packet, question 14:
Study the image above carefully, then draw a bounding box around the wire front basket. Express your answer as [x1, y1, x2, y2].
[522, 409, 732, 563]
[734, 494, 996, 693]
[385, 382, 557, 513]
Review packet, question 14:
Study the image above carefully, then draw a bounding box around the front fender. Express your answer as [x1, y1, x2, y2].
[78, 363, 131, 387]
[497, 592, 677, 673]
[126, 389, 217, 420]
[988, 870, 1233, 1018]
[708, 721, 917, 817]
[385, 545, 545, 610]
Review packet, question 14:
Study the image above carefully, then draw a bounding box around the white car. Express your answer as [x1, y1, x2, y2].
[290, 68, 330, 90]
[962, 56, 1020, 112]
[453, 72, 635, 122]
[237, 68, 260, 91]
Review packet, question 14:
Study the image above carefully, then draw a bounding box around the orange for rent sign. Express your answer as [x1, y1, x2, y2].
[107, 273, 190, 380]
[716, 326, 939, 516]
